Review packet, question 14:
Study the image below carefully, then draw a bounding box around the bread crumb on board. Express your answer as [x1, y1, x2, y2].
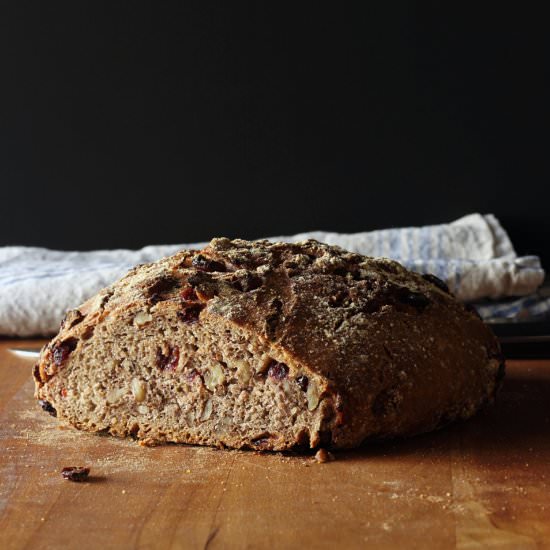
[314, 449, 335, 463]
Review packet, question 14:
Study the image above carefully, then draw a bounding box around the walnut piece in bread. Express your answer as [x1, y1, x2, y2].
[34, 238, 504, 451]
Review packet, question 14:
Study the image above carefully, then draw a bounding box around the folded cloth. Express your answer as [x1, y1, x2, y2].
[475, 291, 550, 322]
[0, 213, 546, 337]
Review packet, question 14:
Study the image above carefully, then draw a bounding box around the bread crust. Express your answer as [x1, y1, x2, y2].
[34, 238, 504, 450]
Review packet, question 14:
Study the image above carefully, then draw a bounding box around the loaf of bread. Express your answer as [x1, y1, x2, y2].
[34, 238, 504, 451]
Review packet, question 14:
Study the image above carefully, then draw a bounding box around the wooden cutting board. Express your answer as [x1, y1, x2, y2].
[1, 339, 549, 550]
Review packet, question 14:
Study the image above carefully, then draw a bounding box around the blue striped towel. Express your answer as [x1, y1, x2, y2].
[0, 213, 547, 336]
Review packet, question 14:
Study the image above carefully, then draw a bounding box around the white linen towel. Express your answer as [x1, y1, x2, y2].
[0, 213, 545, 336]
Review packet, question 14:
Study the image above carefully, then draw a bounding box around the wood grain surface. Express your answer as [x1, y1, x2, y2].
[1, 339, 549, 550]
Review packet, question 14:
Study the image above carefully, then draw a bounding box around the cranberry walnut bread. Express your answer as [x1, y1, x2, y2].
[34, 238, 504, 451]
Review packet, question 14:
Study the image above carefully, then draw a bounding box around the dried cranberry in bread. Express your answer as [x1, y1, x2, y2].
[34, 238, 504, 450]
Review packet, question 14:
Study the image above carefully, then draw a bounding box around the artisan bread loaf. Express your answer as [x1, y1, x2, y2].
[34, 238, 504, 451]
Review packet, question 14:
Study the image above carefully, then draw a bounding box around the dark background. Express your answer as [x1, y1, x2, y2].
[1, 3, 549, 265]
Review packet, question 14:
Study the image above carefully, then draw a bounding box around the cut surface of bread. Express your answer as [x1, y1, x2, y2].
[34, 238, 504, 451]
